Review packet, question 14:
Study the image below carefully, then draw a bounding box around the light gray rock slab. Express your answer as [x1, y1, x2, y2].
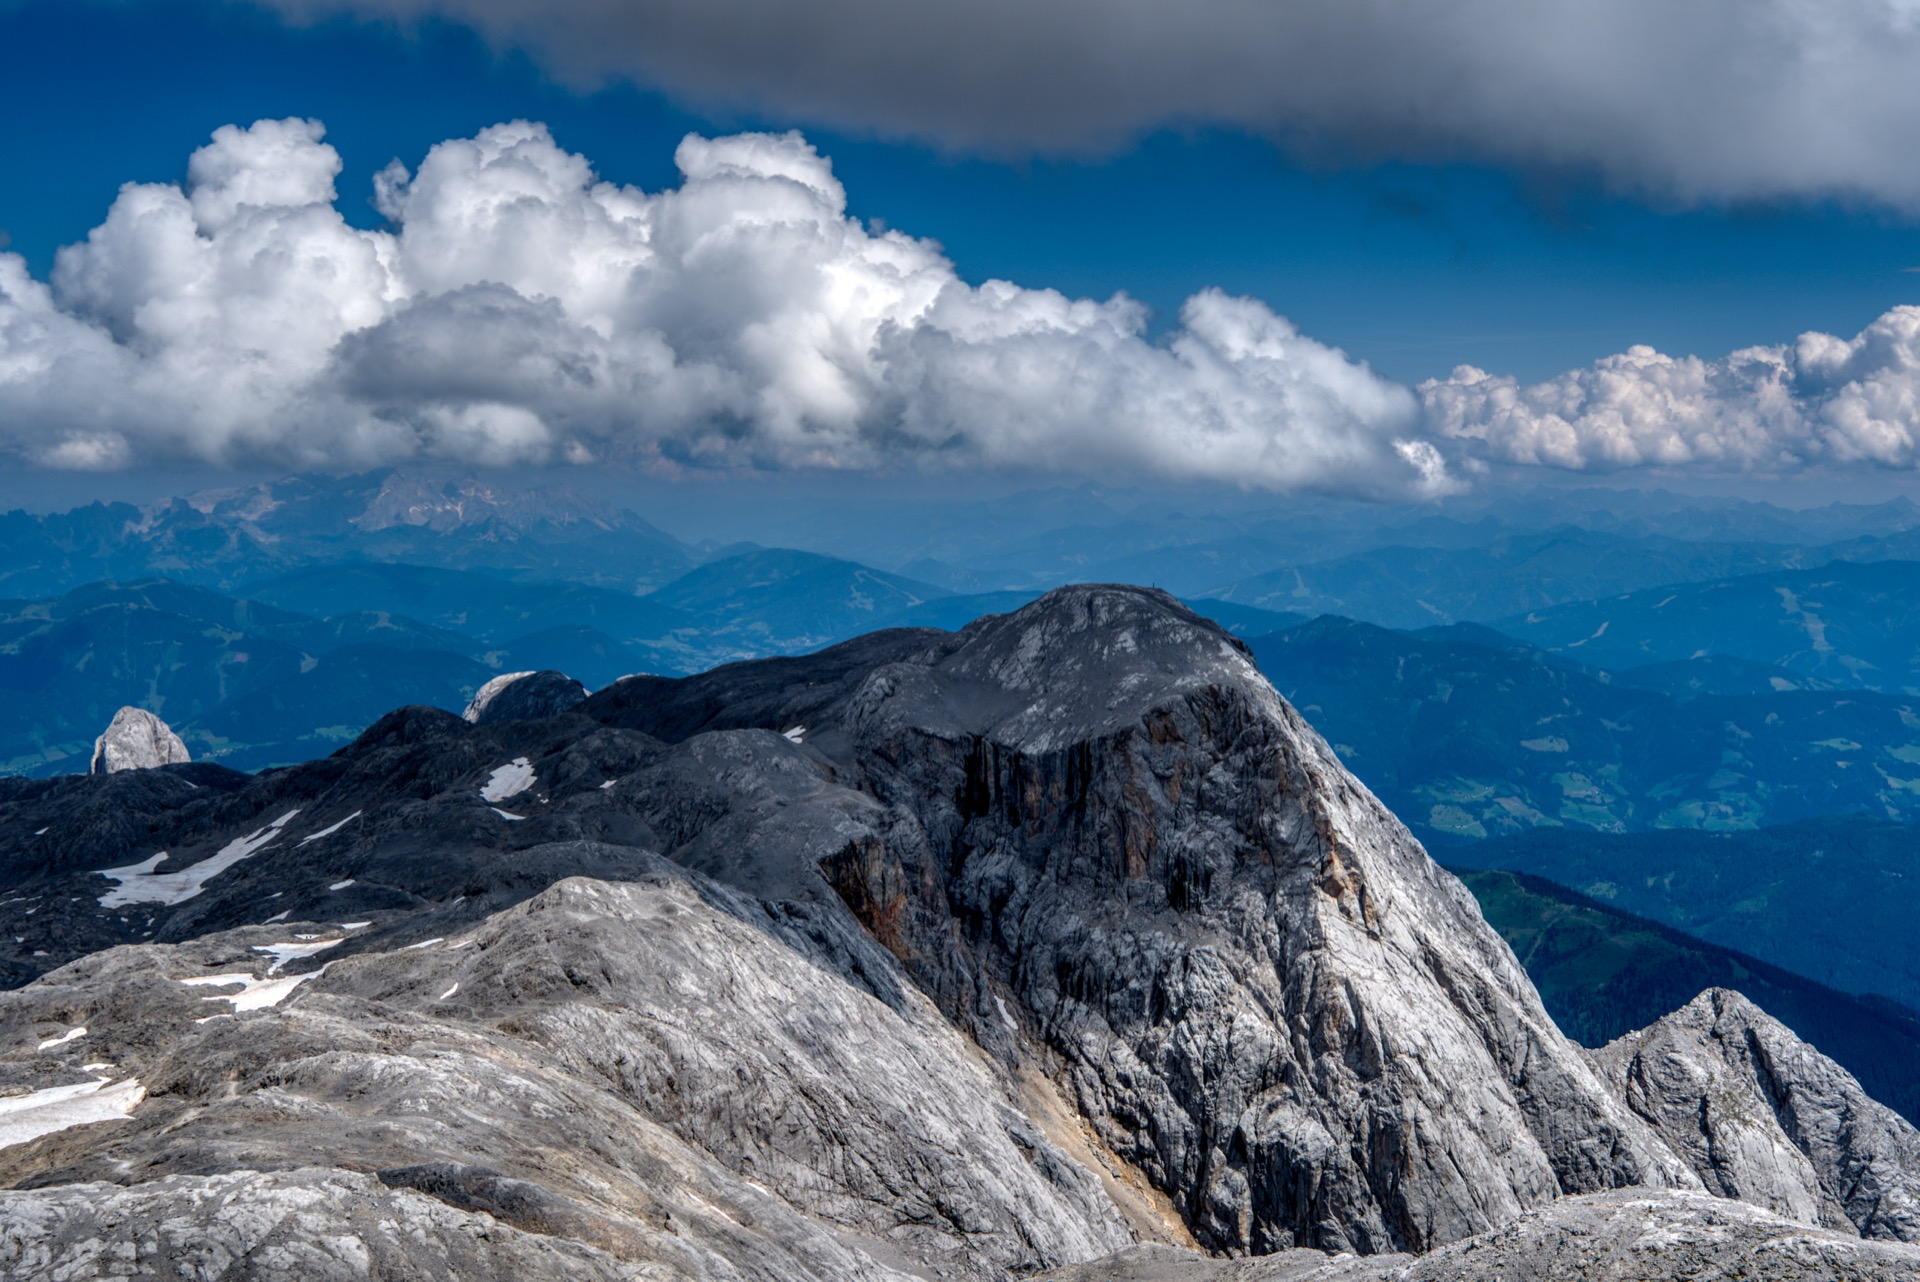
[0, 873, 1132, 1282]
[0, 1167, 646, 1281]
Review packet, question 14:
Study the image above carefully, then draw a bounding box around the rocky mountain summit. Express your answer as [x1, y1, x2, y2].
[2, 586, 1917, 1280]
[1590, 988, 1920, 1240]
[88, 707, 190, 775]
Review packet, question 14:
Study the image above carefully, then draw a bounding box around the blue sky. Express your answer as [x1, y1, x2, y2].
[3, 0, 1920, 498]
[6, 0, 1917, 387]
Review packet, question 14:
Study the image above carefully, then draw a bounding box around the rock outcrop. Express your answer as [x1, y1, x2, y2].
[1591, 988, 1920, 1242]
[87, 707, 189, 775]
[462, 669, 587, 724]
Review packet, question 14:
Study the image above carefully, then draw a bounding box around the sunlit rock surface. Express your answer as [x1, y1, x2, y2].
[88, 708, 189, 776]
[1592, 988, 1920, 1242]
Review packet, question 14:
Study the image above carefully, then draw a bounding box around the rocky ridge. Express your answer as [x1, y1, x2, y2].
[0, 586, 1916, 1280]
[1590, 988, 1920, 1241]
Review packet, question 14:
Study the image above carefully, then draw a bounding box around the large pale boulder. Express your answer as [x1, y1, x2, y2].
[89, 706, 190, 775]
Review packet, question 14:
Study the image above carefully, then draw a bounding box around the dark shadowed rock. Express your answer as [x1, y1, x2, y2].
[462, 669, 588, 724]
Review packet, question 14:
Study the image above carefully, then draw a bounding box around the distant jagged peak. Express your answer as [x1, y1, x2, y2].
[90, 706, 191, 775]
[463, 670, 588, 725]
[1595, 987, 1920, 1243]
[350, 471, 628, 534]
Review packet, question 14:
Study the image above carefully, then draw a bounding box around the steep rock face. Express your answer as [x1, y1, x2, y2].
[88, 707, 189, 775]
[1592, 988, 1920, 1242]
[463, 669, 588, 724]
[818, 588, 1690, 1253]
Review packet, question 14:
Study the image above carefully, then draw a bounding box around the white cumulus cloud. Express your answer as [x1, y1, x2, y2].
[0, 117, 1440, 495]
[1421, 306, 1920, 472]
[255, 0, 1920, 209]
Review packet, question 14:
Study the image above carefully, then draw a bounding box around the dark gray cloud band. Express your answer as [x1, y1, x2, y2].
[259, 0, 1920, 208]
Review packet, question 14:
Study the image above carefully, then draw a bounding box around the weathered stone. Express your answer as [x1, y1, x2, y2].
[1592, 988, 1920, 1242]
[88, 707, 189, 775]
[1037, 1192, 1920, 1280]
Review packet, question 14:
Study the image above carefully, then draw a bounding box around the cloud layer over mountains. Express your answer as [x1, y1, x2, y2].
[4, 118, 1920, 490]
[0, 118, 1441, 494]
[259, 0, 1920, 210]
[1424, 308, 1920, 472]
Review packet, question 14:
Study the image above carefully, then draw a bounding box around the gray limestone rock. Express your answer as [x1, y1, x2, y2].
[829, 587, 1692, 1253]
[6, 584, 1919, 1278]
[0, 873, 1132, 1281]
[1397, 1189, 1920, 1282]
[463, 669, 587, 724]
[0, 1168, 648, 1281]
[1036, 1192, 1920, 1280]
[88, 708, 189, 775]
[1592, 988, 1920, 1242]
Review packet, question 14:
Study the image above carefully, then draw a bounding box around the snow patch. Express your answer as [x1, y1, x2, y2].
[480, 758, 535, 803]
[180, 967, 324, 1012]
[783, 726, 807, 742]
[37, 1027, 86, 1051]
[298, 811, 362, 845]
[328, 879, 355, 891]
[264, 910, 290, 924]
[96, 810, 300, 908]
[403, 938, 445, 951]
[0, 1076, 144, 1152]
[490, 808, 526, 821]
[254, 938, 343, 974]
[439, 983, 459, 1000]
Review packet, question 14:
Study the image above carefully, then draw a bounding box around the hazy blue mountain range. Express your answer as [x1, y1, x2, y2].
[0, 565, 1303, 775]
[1459, 866, 1920, 1127]
[0, 471, 697, 598]
[11, 472, 1920, 630]
[1452, 815, 1920, 1012]
[1249, 615, 1920, 839]
[1494, 559, 1920, 692]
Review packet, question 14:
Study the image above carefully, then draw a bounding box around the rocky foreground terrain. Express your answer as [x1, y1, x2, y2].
[1, 587, 1917, 1280]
